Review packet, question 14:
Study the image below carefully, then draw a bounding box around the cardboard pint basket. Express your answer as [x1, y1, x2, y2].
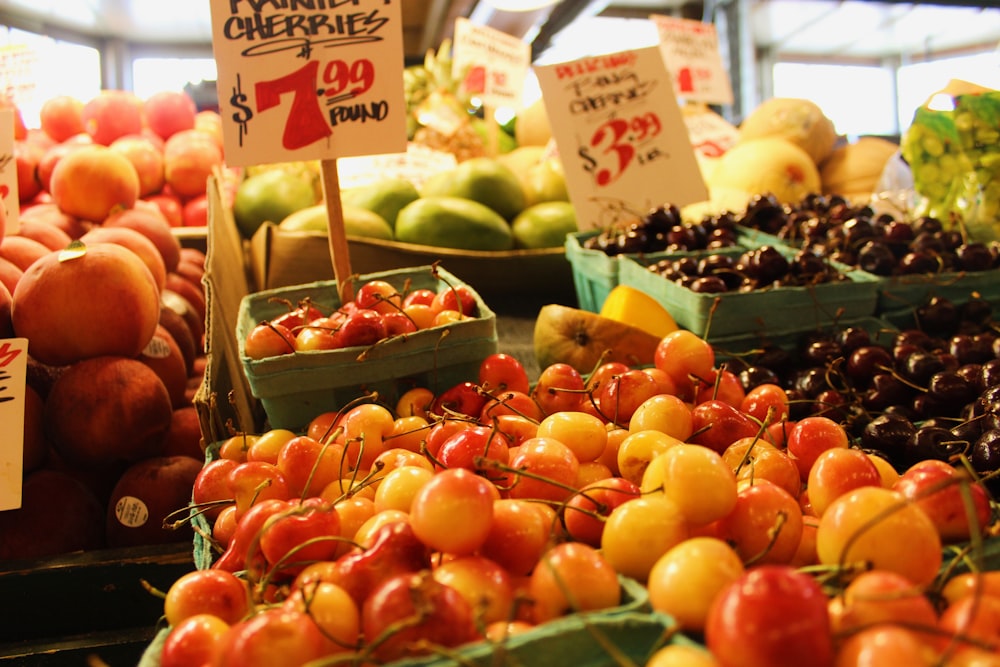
[237, 265, 498, 432]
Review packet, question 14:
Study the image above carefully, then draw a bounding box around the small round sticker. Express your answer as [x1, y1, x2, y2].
[114, 496, 149, 528]
[143, 335, 172, 359]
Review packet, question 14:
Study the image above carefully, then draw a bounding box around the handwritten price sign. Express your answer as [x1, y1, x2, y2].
[0, 108, 18, 233]
[0, 338, 28, 511]
[650, 14, 733, 106]
[209, 1, 407, 167]
[452, 18, 530, 110]
[534, 46, 708, 231]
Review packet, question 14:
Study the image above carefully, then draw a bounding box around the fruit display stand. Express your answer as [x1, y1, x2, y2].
[248, 221, 577, 306]
[0, 543, 195, 666]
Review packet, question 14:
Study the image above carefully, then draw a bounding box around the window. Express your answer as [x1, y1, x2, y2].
[772, 62, 897, 139]
[0, 27, 100, 128]
[897, 50, 1000, 132]
[132, 57, 218, 107]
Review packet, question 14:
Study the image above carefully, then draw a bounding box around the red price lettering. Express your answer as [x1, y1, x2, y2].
[255, 60, 332, 150]
[589, 112, 662, 186]
[322, 58, 374, 99]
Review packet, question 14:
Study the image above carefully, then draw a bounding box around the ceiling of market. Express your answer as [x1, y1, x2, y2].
[0, 0, 997, 64]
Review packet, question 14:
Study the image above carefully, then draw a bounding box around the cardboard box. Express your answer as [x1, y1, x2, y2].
[248, 221, 577, 305]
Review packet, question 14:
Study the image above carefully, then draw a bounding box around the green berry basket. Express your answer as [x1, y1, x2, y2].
[236, 265, 498, 433]
[873, 267, 1000, 322]
[565, 230, 753, 313]
[617, 252, 881, 341]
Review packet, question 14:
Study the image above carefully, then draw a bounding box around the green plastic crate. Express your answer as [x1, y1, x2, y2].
[617, 253, 881, 341]
[236, 265, 498, 432]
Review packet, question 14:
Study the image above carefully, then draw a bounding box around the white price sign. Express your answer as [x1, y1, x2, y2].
[452, 17, 531, 110]
[651, 15, 733, 106]
[534, 47, 708, 231]
[0, 338, 27, 511]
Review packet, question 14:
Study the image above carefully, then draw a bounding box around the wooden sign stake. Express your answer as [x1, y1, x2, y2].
[320, 158, 355, 304]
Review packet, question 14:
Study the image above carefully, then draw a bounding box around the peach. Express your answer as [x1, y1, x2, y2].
[165, 272, 206, 324]
[49, 144, 140, 222]
[162, 289, 205, 349]
[40, 95, 86, 143]
[106, 455, 203, 548]
[14, 217, 73, 251]
[0, 234, 50, 272]
[144, 192, 184, 227]
[44, 355, 174, 469]
[0, 280, 11, 338]
[11, 242, 160, 366]
[110, 134, 166, 197]
[37, 136, 91, 192]
[159, 303, 197, 375]
[0, 255, 23, 294]
[103, 205, 181, 272]
[0, 469, 105, 560]
[20, 201, 90, 239]
[22, 385, 47, 475]
[194, 110, 224, 150]
[82, 89, 144, 146]
[80, 225, 167, 292]
[162, 406, 205, 460]
[144, 90, 197, 142]
[163, 129, 223, 199]
[14, 140, 45, 204]
[139, 324, 190, 409]
[182, 194, 209, 227]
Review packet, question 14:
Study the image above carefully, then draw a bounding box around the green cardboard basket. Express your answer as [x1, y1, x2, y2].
[617, 253, 881, 341]
[236, 265, 498, 432]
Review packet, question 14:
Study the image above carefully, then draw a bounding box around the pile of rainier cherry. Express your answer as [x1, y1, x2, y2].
[160, 287, 1000, 667]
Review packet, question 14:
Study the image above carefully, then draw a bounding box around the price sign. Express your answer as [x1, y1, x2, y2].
[650, 15, 733, 106]
[0, 108, 18, 233]
[209, 1, 407, 167]
[452, 18, 531, 110]
[0, 338, 28, 511]
[682, 103, 739, 158]
[534, 47, 708, 231]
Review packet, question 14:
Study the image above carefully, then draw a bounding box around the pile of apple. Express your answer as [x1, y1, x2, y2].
[0, 89, 219, 560]
[159, 330, 1000, 667]
[243, 279, 481, 359]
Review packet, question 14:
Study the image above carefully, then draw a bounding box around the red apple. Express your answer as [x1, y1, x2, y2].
[81, 89, 144, 146]
[110, 134, 165, 197]
[40, 94, 85, 143]
[144, 90, 197, 141]
[138, 324, 190, 408]
[11, 241, 160, 366]
[106, 454, 203, 547]
[49, 144, 140, 222]
[163, 129, 223, 199]
[162, 405, 204, 460]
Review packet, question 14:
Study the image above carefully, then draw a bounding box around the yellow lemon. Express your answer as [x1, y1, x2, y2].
[600, 285, 678, 339]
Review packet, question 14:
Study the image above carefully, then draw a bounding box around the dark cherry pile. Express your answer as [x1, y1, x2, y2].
[580, 203, 741, 255]
[643, 244, 851, 293]
[738, 192, 1000, 277]
[719, 294, 1000, 493]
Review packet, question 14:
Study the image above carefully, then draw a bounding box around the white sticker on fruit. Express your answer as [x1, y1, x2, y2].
[143, 335, 172, 359]
[0, 338, 27, 511]
[115, 495, 149, 528]
[534, 46, 708, 231]
[650, 14, 734, 106]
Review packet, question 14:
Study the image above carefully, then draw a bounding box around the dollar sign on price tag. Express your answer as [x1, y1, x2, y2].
[208, 1, 407, 167]
[534, 46, 708, 231]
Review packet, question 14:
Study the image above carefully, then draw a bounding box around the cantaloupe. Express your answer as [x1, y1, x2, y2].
[820, 136, 900, 201]
[707, 136, 821, 205]
[738, 97, 838, 165]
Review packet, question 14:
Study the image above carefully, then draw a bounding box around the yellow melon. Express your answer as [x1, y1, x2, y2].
[707, 136, 821, 205]
[515, 98, 552, 148]
[820, 136, 900, 200]
[738, 97, 838, 165]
